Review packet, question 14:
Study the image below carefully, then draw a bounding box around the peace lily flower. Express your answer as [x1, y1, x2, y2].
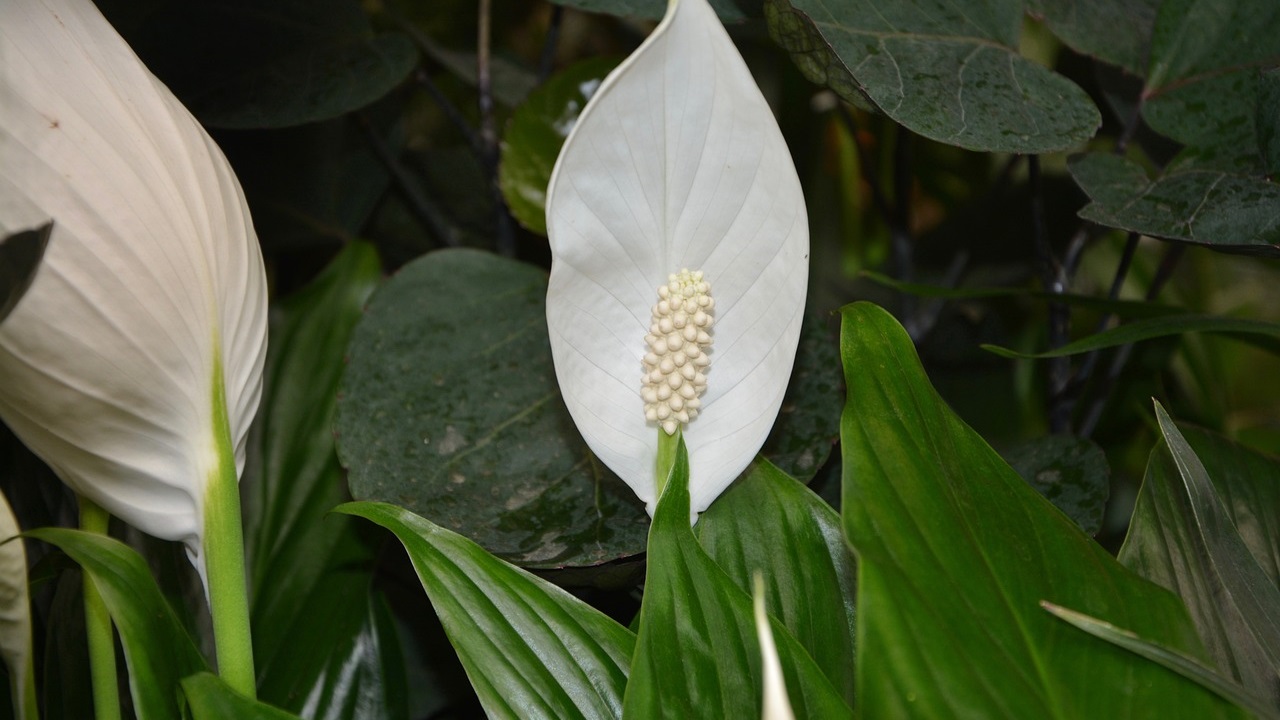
[0, 491, 34, 720]
[0, 0, 266, 589]
[545, 0, 808, 515]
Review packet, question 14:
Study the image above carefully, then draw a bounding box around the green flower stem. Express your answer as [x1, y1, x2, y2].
[17, 653, 36, 720]
[204, 356, 256, 698]
[78, 495, 120, 720]
[655, 427, 681, 500]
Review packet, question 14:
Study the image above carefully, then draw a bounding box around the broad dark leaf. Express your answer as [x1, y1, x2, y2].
[622, 440, 852, 719]
[548, 0, 758, 21]
[1027, 0, 1159, 75]
[1003, 435, 1110, 536]
[764, 0, 1100, 152]
[337, 501, 634, 720]
[0, 223, 51, 327]
[1070, 153, 1280, 256]
[1119, 411, 1280, 706]
[839, 301, 1245, 718]
[758, 313, 842, 484]
[25, 529, 206, 720]
[696, 459, 857, 706]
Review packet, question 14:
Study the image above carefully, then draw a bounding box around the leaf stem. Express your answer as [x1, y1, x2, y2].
[476, 0, 516, 258]
[78, 495, 120, 720]
[538, 5, 565, 82]
[204, 356, 256, 697]
[655, 428, 681, 501]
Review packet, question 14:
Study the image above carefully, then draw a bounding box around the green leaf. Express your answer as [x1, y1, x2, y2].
[335, 501, 634, 720]
[839, 301, 1246, 718]
[1026, 0, 1159, 75]
[1119, 409, 1280, 705]
[1042, 603, 1280, 720]
[195, 34, 418, 129]
[1069, 153, 1280, 256]
[696, 459, 857, 707]
[763, 0, 1099, 153]
[623, 439, 852, 720]
[247, 243, 397, 717]
[41, 572, 92, 720]
[1258, 68, 1280, 176]
[981, 312, 1280, 359]
[547, 0, 758, 22]
[0, 223, 51, 327]
[1003, 435, 1110, 536]
[25, 529, 207, 720]
[499, 58, 617, 236]
[181, 672, 303, 719]
[335, 249, 651, 568]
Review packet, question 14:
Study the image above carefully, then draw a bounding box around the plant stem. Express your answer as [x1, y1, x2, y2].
[205, 356, 256, 697]
[476, 0, 516, 257]
[354, 112, 457, 249]
[655, 428, 681, 501]
[538, 5, 565, 82]
[78, 495, 120, 720]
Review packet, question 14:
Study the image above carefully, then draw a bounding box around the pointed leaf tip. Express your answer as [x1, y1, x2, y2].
[545, 0, 808, 514]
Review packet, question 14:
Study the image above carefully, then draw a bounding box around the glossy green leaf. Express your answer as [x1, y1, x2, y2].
[1119, 410, 1280, 706]
[181, 672, 303, 719]
[1003, 435, 1110, 536]
[25, 529, 206, 720]
[1070, 153, 1280, 256]
[0, 223, 50, 327]
[1026, 0, 1159, 75]
[246, 243, 397, 717]
[41, 571, 92, 720]
[839, 301, 1245, 718]
[548, 0, 758, 22]
[335, 249, 650, 568]
[499, 58, 617, 236]
[336, 501, 634, 720]
[1042, 603, 1279, 720]
[982, 312, 1280, 359]
[623, 439, 852, 720]
[763, 0, 1100, 153]
[696, 459, 857, 706]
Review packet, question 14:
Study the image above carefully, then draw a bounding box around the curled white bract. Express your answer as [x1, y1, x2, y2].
[0, 0, 267, 577]
[545, 0, 808, 515]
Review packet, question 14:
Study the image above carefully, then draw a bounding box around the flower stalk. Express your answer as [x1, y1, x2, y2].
[78, 496, 121, 720]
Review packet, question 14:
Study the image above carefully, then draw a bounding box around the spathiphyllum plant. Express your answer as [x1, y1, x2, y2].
[545, 0, 808, 515]
[0, 491, 34, 720]
[0, 0, 266, 699]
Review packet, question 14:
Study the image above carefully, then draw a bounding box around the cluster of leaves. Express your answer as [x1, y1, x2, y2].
[2, 0, 1279, 718]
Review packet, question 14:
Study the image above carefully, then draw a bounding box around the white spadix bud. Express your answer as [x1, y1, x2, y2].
[642, 269, 713, 435]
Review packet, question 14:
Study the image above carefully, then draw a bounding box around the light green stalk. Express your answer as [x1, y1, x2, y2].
[204, 354, 255, 697]
[78, 495, 120, 720]
[655, 427, 681, 500]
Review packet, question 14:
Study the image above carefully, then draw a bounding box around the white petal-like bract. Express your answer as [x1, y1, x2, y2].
[0, 491, 32, 719]
[0, 1, 267, 571]
[545, 0, 808, 514]
[754, 575, 796, 720]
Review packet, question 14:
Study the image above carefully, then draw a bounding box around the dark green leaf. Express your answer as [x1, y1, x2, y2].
[1042, 603, 1280, 720]
[981, 312, 1280, 359]
[1003, 435, 1110, 536]
[548, 0, 757, 22]
[839, 301, 1245, 718]
[1119, 410, 1280, 705]
[25, 529, 207, 720]
[336, 501, 634, 720]
[1026, 0, 1159, 75]
[696, 459, 857, 706]
[1069, 153, 1280, 255]
[247, 243, 395, 718]
[196, 34, 418, 129]
[181, 672, 303, 719]
[499, 58, 617, 236]
[335, 249, 651, 568]
[409, 32, 537, 108]
[763, 0, 1099, 153]
[758, 313, 843, 483]
[0, 223, 51, 327]
[41, 571, 92, 720]
[1258, 68, 1280, 176]
[623, 440, 852, 719]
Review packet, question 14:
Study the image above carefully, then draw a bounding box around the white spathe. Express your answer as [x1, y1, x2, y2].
[0, 491, 33, 720]
[754, 575, 796, 720]
[545, 0, 808, 515]
[0, 1, 267, 575]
